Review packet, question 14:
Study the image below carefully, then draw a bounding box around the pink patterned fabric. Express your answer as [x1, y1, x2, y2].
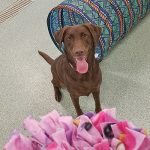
[3, 109, 150, 150]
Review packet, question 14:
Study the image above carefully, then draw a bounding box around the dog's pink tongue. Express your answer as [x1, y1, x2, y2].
[76, 58, 88, 74]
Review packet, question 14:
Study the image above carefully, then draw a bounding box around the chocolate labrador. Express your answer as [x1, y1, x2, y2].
[38, 23, 102, 116]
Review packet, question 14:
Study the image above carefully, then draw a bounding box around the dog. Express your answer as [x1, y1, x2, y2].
[38, 23, 102, 116]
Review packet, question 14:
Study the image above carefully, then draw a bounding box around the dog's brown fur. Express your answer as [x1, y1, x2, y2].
[39, 23, 102, 116]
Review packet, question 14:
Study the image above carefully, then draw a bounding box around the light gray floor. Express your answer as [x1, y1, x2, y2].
[0, 0, 16, 11]
[0, 0, 150, 148]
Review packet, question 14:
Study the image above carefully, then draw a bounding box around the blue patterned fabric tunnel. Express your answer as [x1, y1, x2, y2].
[47, 0, 150, 61]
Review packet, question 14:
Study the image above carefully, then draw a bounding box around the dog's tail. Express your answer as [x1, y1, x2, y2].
[38, 51, 54, 65]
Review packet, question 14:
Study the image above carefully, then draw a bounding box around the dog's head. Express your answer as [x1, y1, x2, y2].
[54, 23, 102, 74]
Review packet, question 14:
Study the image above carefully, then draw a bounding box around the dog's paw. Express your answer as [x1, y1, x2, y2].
[55, 92, 62, 102]
[95, 107, 102, 113]
[77, 110, 83, 116]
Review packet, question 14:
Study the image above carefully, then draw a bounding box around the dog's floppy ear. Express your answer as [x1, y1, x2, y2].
[54, 27, 68, 50]
[83, 23, 102, 47]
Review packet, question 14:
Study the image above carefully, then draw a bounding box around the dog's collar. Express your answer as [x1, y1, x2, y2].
[69, 63, 74, 69]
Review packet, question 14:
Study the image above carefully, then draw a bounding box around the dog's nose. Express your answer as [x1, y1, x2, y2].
[75, 50, 84, 56]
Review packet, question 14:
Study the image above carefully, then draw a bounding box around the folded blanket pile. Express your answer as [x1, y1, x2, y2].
[3, 108, 150, 150]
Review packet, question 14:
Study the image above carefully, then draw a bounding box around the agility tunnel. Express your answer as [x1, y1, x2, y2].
[48, 0, 150, 61]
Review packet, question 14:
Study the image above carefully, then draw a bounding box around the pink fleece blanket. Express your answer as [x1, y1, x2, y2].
[3, 109, 150, 150]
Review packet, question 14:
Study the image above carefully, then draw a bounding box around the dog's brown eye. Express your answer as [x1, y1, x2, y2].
[67, 36, 72, 40]
[81, 33, 87, 38]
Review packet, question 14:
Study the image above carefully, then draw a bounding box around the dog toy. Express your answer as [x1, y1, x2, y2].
[3, 108, 150, 150]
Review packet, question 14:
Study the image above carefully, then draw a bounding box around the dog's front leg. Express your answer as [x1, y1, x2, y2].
[70, 95, 83, 116]
[92, 89, 102, 113]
